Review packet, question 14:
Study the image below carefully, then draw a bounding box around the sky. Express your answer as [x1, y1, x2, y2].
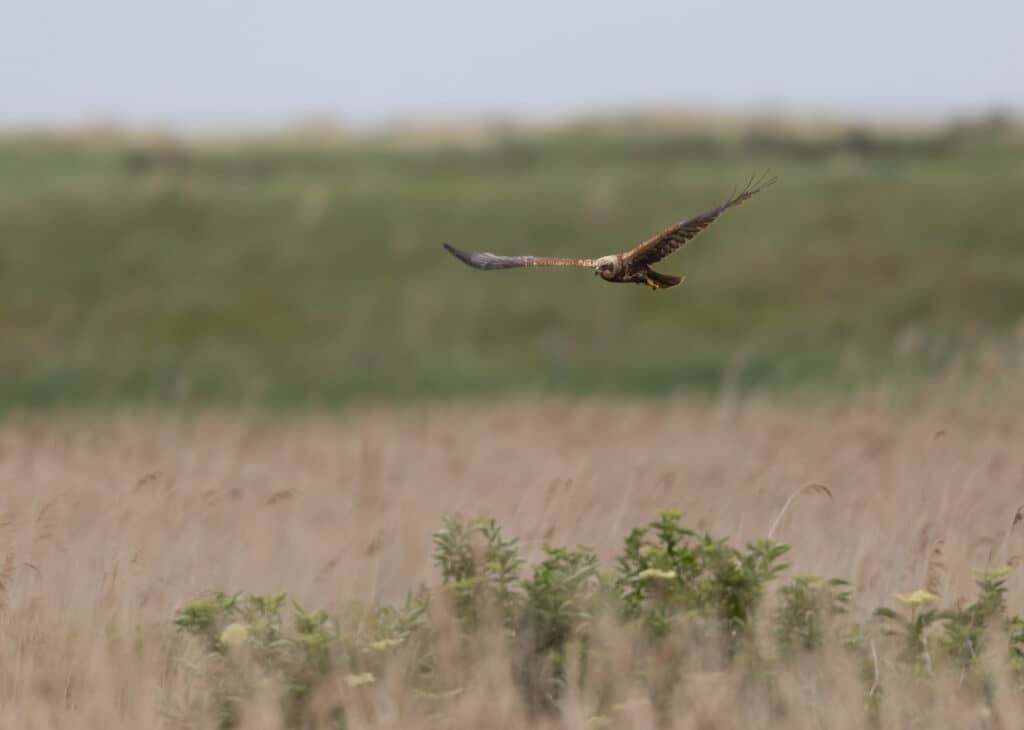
[2, 0, 1021, 131]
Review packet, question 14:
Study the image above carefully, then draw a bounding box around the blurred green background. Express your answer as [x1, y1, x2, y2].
[2, 114, 1023, 410]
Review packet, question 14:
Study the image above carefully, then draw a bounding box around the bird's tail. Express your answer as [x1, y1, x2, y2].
[646, 269, 685, 289]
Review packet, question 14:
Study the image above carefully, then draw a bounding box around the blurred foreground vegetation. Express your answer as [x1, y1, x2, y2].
[171, 511, 1024, 728]
[2, 112, 1023, 409]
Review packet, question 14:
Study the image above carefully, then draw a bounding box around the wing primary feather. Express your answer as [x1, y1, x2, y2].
[624, 170, 776, 266]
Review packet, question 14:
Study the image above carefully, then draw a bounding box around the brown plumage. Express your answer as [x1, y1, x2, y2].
[443, 171, 775, 290]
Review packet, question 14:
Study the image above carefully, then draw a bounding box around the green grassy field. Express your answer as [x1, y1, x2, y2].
[2, 114, 1023, 409]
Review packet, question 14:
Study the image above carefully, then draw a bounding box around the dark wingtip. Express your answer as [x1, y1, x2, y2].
[442, 242, 474, 267]
[726, 169, 778, 207]
[749, 168, 778, 193]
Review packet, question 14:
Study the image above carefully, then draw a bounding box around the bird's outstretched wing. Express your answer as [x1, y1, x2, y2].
[623, 171, 776, 268]
[443, 243, 596, 271]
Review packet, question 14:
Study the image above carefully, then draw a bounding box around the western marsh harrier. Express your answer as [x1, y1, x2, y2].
[443, 171, 775, 290]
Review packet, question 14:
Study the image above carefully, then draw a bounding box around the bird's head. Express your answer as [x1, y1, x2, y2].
[594, 255, 623, 281]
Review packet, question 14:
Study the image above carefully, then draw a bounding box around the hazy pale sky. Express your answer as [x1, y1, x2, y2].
[2, 0, 1021, 130]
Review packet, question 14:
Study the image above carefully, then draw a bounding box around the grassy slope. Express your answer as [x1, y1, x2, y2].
[1, 117, 1023, 408]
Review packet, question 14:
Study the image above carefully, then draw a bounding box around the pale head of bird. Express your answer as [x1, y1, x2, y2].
[594, 255, 623, 280]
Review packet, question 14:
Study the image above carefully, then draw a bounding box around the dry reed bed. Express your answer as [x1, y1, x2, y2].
[1, 395, 1023, 727]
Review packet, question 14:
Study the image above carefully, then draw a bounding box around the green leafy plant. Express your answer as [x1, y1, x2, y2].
[694, 536, 791, 652]
[519, 544, 599, 708]
[875, 589, 944, 672]
[941, 566, 1011, 670]
[774, 576, 852, 655]
[616, 510, 700, 637]
[174, 591, 241, 651]
[432, 516, 524, 627]
[615, 511, 790, 650]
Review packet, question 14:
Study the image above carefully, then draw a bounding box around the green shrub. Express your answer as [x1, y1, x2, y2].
[615, 510, 790, 652]
[432, 516, 524, 628]
[774, 576, 852, 655]
[941, 566, 1011, 671]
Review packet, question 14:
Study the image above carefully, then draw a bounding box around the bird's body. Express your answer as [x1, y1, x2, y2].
[443, 172, 774, 291]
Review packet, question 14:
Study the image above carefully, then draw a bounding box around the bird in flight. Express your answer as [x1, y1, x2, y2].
[443, 171, 775, 290]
